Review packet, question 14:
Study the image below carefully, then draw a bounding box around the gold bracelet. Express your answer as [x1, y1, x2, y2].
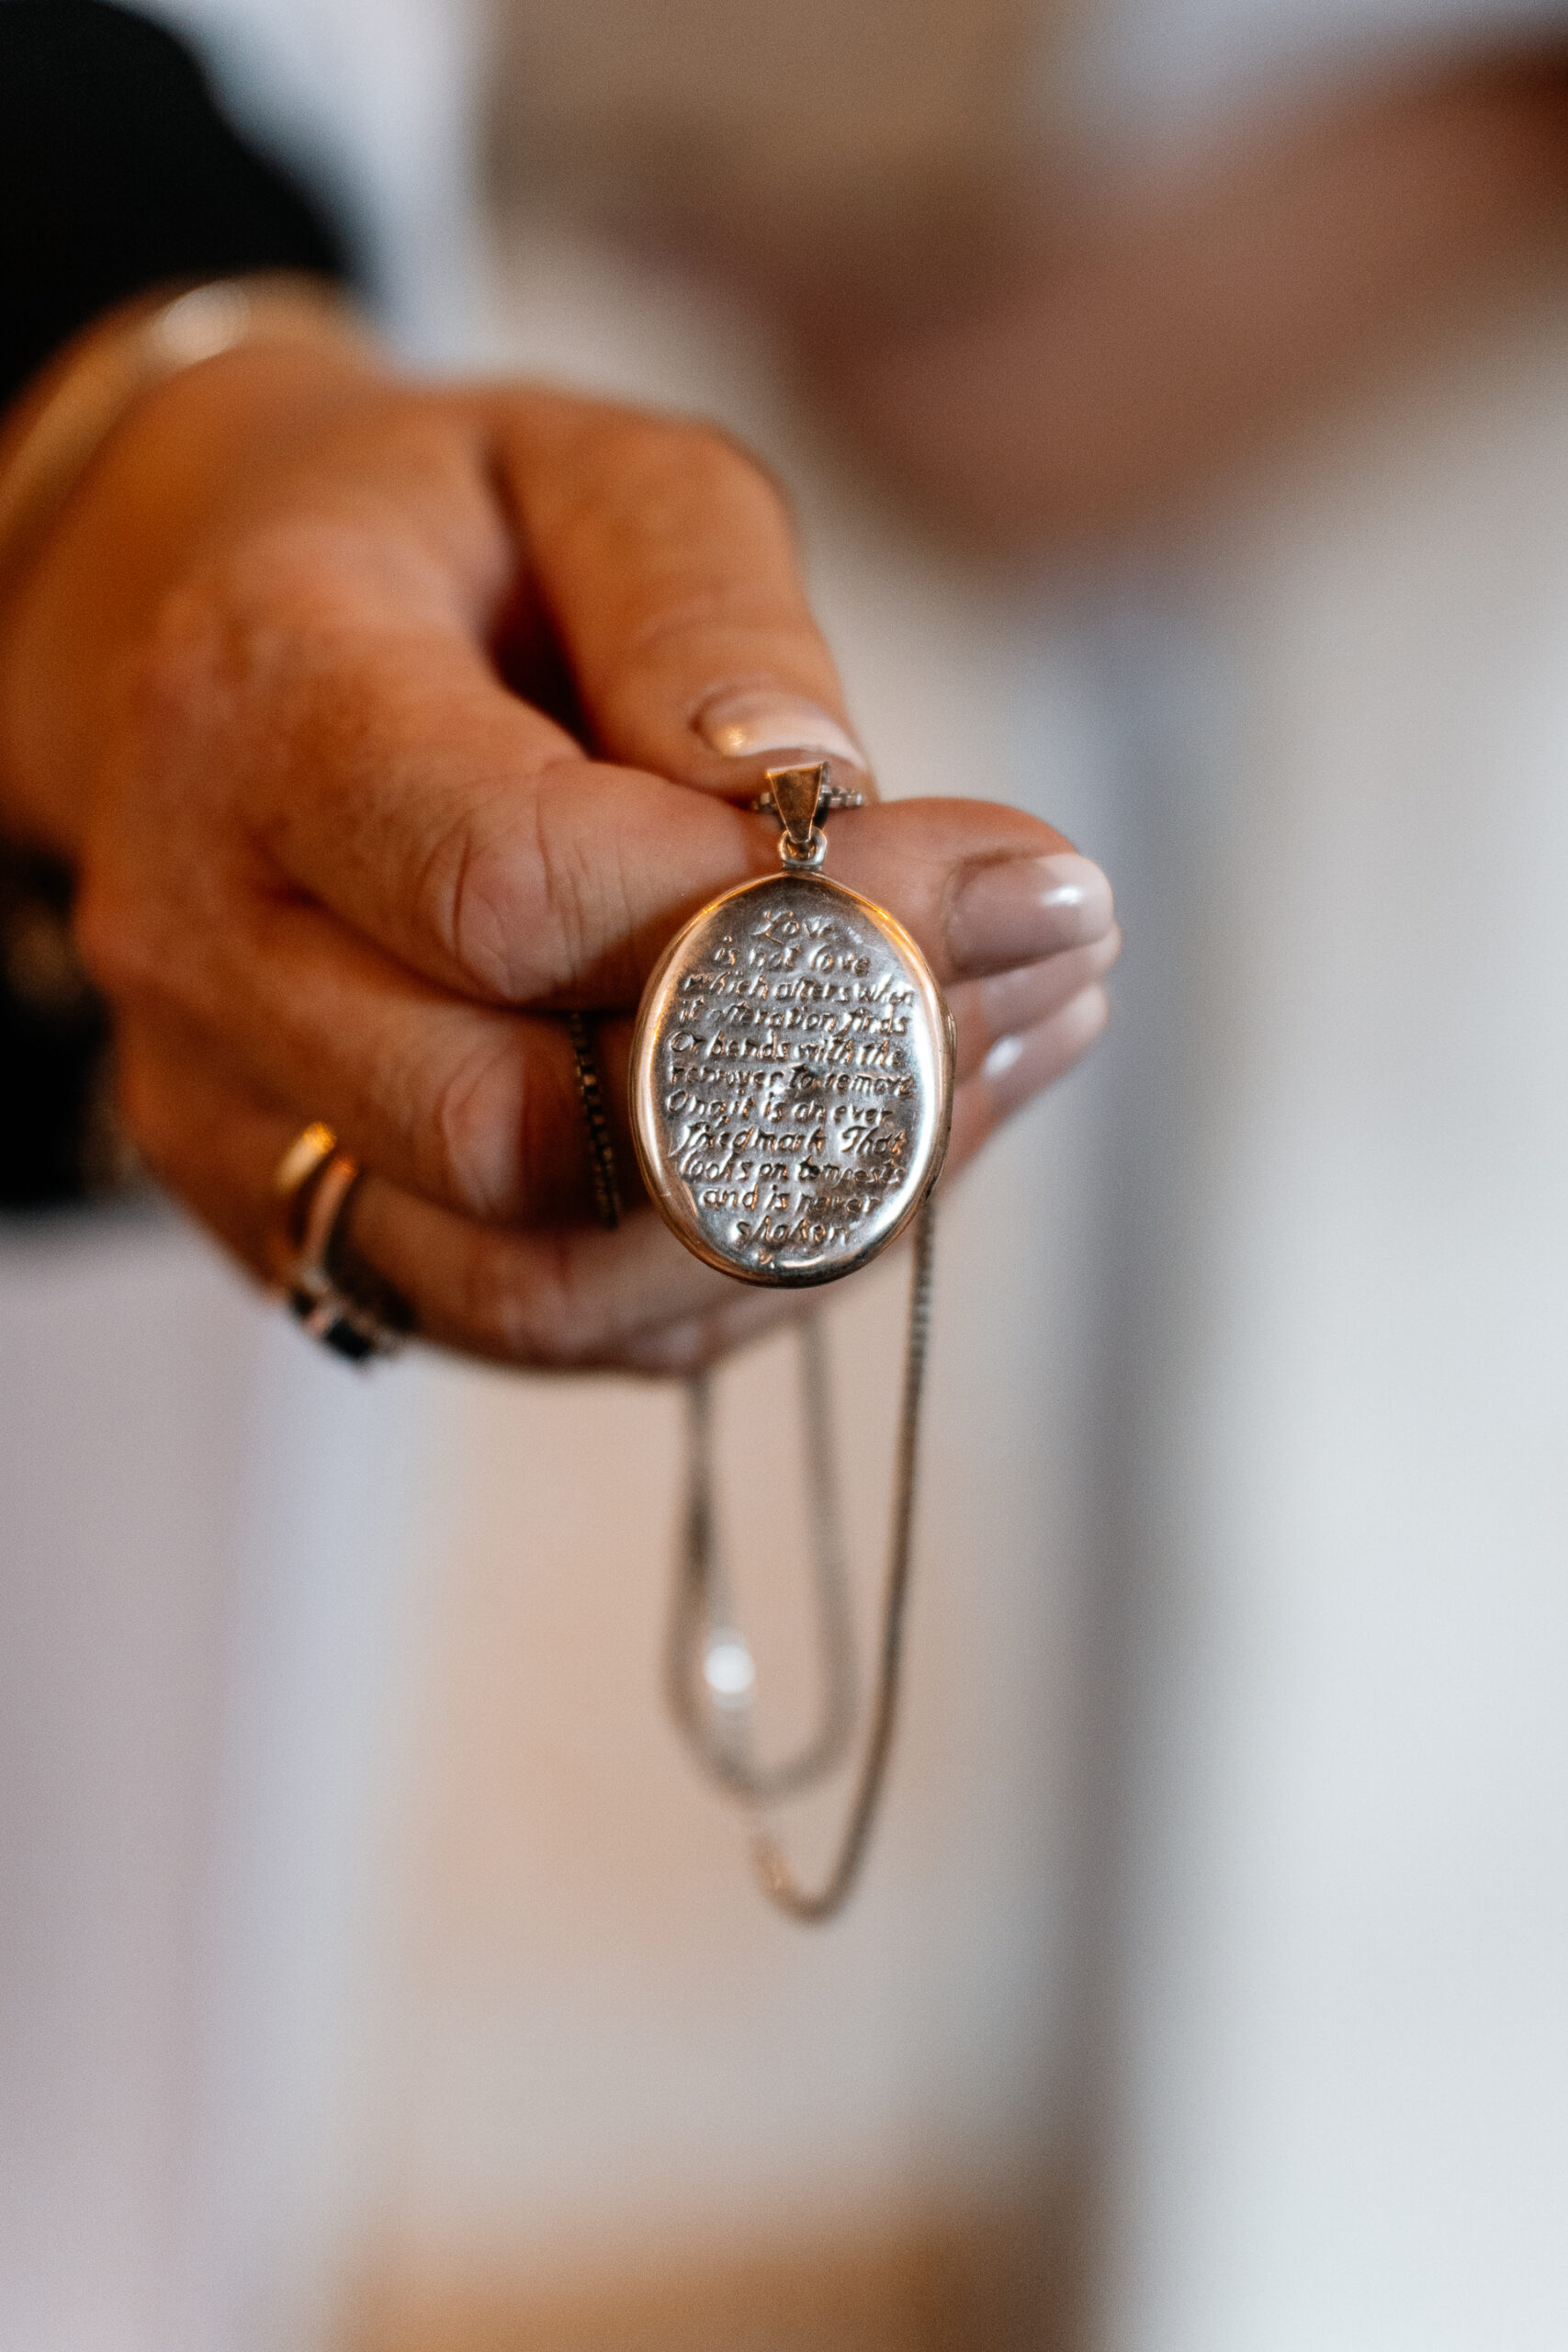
[0, 273, 377, 611]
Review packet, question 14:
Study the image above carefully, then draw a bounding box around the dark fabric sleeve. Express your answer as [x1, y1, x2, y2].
[0, 0, 353, 419]
[0, 2, 355, 1209]
[0, 845, 116, 1209]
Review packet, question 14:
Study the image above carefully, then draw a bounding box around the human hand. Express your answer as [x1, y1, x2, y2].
[0, 327, 1118, 1371]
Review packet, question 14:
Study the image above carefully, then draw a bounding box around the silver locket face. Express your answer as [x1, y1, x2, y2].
[629, 773, 953, 1288]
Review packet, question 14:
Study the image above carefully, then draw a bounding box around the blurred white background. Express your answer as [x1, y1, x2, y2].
[7, 3, 1568, 2348]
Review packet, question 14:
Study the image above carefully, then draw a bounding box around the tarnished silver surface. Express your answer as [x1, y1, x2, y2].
[630, 870, 953, 1286]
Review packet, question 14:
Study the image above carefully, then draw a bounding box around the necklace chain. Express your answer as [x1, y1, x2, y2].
[670, 1193, 936, 1923]
[669, 1309, 858, 1804]
[591, 764, 942, 1923]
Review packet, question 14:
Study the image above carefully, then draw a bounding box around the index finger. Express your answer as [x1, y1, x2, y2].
[490, 390, 875, 798]
[255, 627, 1092, 1007]
[172, 553, 1100, 1006]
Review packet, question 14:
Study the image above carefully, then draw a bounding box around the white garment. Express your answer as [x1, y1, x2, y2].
[9, 3, 1568, 2346]
[1081, 314, 1568, 2352]
[135, 0, 485, 359]
[1038, 6, 1568, 2348]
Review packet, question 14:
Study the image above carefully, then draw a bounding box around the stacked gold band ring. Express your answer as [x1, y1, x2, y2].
[270, 1121, 405, 1362]
[273, 1014, 625, 1362]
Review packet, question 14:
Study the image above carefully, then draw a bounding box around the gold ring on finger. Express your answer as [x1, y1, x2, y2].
[269, 1120, 407, 1363]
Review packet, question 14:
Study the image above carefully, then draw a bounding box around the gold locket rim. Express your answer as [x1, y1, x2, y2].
[629, 868, 954, 1288]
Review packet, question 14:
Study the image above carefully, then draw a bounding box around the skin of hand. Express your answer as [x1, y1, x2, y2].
[772, 56, 1568, 548]
[0, 328, 1118, 1373]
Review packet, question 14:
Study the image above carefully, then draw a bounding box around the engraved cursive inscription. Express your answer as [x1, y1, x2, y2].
[633, 873, 950, 1283]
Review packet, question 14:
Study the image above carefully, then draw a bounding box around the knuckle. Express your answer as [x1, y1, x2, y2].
[115, 548, 301, 807]
[118, 526, 374, 802]
[432, 808, 527, 998]
[467, 1236, 553, 1363]
[423, 1036, 525, 1219]
[561, 408, 790, 573]
[600, 407, 765, 490]
[77, 560, 301, 1012]
[480, 1233, 598, 1372]
[72, 869, 159, 1010]
[112, 1041, 180, 1189]
[646, 424, 789, 557]
[487, 1283, 551, 1367]
[118, 576, 230, 756]
[646, 415, 775, 502]
[439, 783, 606, 1001]
[525, 792, 606, 982]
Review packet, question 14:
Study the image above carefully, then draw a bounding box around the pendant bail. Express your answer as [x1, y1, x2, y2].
[767, 760, 829, 868]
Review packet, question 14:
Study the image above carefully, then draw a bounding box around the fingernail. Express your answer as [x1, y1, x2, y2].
[977, 925, 1122, 1037]
[982, 986, 1111, 1113]
[694, 687, 868, 770]
[948, 853, 1113, 973]
[982, 1033, 1027, 1083]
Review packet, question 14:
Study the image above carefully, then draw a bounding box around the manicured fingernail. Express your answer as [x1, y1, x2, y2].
[948, 853, 1112, 973]
[695, 687, 868, 769]
[982, 1033, 1027, 1083]
[977, 926, 1122, 1037]
[981, 986, 1110, 1113]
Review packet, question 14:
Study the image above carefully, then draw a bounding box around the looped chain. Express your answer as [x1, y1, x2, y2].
[668, 1193, 937, 1924]
[668, 1309, 857, 1804]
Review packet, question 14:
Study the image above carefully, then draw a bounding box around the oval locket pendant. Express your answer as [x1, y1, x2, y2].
[630, 763, 953, 1286]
